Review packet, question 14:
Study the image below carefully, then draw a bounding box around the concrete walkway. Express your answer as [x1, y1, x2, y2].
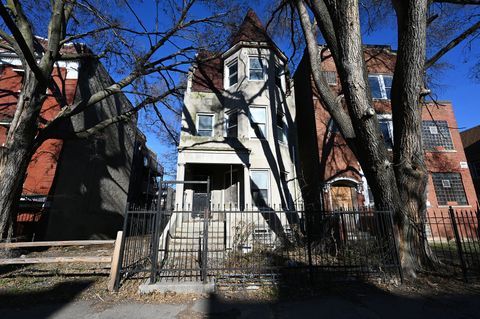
[2, 288, 480, 319]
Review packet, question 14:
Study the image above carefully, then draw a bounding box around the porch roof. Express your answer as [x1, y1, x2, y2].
[178, 148, 249, 166]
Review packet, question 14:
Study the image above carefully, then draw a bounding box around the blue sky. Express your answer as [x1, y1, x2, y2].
[133, 3, 480, 168]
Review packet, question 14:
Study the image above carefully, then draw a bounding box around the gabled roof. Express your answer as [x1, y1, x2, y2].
[230, 9, 274, 46]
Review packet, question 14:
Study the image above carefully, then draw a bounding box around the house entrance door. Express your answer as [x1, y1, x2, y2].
[331, 186, 355, 210]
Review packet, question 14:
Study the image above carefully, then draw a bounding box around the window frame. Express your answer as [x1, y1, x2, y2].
[226, 59, 238, 88]
[421, 120, 454, 151]
[249, 106, 268, 139]
[250, 169, 270, 208]
[368, 74, 393, 100]
[196, 113, 215, 137]
[248, 56, 267, 81]
[322, 71, 337, 85]
[224, 111, 238, 138]
[377, 114, 394, 150]
[431, 172, 468, 206]
[276, 112, 287, 143]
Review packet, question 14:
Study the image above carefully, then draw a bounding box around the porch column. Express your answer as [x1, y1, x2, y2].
[243, 164, 251, 210]
[175, 163, 185, 211]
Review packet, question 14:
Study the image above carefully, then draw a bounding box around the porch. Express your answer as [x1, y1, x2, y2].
[175, 163, 250, 211]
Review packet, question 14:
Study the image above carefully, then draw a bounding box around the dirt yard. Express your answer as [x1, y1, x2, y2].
[1, 245, 480, 315]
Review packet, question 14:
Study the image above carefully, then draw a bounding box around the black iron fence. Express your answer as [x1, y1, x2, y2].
[114, 203, 480, 288]
[424, 206, 480, 281]
[150, 206, 402, 284]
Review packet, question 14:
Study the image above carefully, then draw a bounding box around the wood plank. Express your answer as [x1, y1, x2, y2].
[0, 240, 115, 249]
[0, 256, 112, 265]
[108, 231, 124, 292]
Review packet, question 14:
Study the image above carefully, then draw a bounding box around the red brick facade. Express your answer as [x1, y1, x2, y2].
[294, 46, 478, 216]
[0, 61, 78, 230]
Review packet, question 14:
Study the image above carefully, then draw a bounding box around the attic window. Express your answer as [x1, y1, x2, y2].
[227, 60, 238, 87]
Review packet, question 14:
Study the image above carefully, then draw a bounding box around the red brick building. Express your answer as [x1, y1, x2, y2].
[461, 125, 480, 204]
[293, 45, 478, 215]
[0, 45, 161, 240]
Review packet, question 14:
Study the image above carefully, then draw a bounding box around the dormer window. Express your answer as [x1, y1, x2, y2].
[368, 74, 392, 99]
[249, 57, 266, 81]
[227, 60, 238, 87]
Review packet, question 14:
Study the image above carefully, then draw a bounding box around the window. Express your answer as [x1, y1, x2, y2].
[422, 120, 454, 150]
[251, 170, 269, 207]
[249, 57, 265, 81]
[276, 113, 287, 143]
[227, 60, 238, 87]
[322, 71, 337, 85]
[250, 106, 267, 139]
[379, 119, 393, 149]
[368, 74, 393, 99]
[196, 114, 214, 136]
[432, 173, 467, 205]
[224, 112, 238, 138]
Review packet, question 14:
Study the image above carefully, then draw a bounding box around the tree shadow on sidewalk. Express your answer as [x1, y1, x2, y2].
[0, 279, 94, 319]
[201, 276, 480, 319]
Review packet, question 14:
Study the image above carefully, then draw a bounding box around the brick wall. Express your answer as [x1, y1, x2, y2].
[294, 46, 478, 215]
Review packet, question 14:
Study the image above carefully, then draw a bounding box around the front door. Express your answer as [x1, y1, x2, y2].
[331, 186, 355, 210]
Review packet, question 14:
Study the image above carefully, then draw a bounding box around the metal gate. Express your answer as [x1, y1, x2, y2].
[114, 179, 211, 289]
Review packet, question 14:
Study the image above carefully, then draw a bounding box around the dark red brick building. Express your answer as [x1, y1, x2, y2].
[461, 125, 480, 204]
[0, 46, 161, 240]
[293, 45, 478, 216]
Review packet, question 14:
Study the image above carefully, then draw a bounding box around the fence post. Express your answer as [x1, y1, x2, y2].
[108, 231, 124, 292]
[201, 178, 211, 282]
[150, 181, 164, 284]
[449, 206, 468, 283]
[304, 210, 314, 282]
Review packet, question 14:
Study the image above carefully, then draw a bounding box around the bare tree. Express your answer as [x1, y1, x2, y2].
[0, 0, 242, 239]
[269, 0, 480, 276]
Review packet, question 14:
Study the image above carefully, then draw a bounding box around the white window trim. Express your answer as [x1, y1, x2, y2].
[369, 74, 392, 100]
[225, 59, 239, 88]
[196, 113, 215, 137]
[250, 169, 270, 207]
[248, 56, 267, 82]
[249, 106, 268, 139]
[377, 114, 394, 150]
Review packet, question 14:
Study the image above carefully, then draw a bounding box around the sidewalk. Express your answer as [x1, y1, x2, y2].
[2, 283, 480, 319]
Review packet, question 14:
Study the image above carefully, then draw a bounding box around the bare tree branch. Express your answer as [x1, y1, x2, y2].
[426, 20, 480, 69]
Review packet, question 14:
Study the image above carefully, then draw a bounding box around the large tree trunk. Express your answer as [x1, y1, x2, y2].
[391, 0, 430, 276]
[0, 72, 47, 239]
